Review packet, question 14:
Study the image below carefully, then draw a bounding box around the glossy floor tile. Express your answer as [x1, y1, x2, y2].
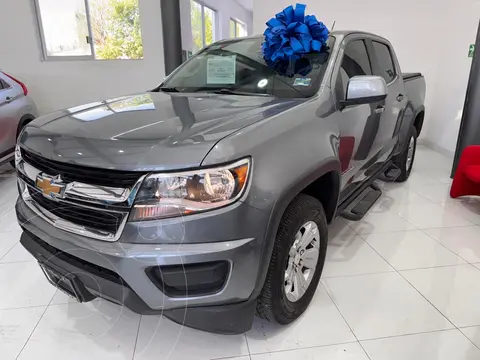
[0, 307, 45, 360]
[0, 208, 22, 233]
[460, 326, 480, 349]
[18, 301, 141, 360]
[0, 231, 20, 259]
[135, 315, 249, 360]
[423, 226, 480, 263]
[250, 342, 369, 360]
[440, 199, 480, 225]
[246, 286, 355, 354]
[363, 230, 465, 270]
[396, 202, 472, 229]
[324, 234, 394, 277]
[362, 329, 480, 360]
[2, 146, 480, 360]
[347, 211, 416, 235]
[322, 272, 452, 340]
[402, 264, 480, 328]
[0, 262, 56, 310]
[328, 218, 356, 238]
[0, 242, 34, 263]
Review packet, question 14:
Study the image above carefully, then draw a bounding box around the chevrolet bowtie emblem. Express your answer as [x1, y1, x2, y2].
[35, 174, 66, 199]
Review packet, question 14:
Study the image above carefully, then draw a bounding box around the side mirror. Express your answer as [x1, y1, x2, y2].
[340, 75, 387, 109]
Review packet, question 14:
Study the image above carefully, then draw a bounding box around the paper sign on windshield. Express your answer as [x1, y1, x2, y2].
[207, 56, 237, 84]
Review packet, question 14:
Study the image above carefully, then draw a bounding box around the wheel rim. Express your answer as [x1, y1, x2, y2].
[406, 136, 415, 171]
[284, 221, 320, 303]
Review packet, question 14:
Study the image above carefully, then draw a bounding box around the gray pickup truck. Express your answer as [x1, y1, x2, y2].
[15, 31, 425, 334]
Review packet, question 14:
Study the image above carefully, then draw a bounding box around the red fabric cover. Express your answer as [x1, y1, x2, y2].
[465, 165, 480, 183]
[339, 136, 355, 173]
[450, 146, 480, 198]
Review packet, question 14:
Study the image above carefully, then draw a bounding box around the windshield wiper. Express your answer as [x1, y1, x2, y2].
[208, 89, 271, 97]
[158, 87, 181, 93]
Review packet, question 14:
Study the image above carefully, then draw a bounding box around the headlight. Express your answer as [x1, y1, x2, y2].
[130, 158, 250, 221]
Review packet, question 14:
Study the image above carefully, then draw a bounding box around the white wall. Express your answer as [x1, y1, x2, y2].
[180, 0, 253, 53]
[254, 0, 480, 156]
[1, 0, 165, 115]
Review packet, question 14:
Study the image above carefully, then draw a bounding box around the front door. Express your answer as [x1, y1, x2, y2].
[334, 37, 386, 195]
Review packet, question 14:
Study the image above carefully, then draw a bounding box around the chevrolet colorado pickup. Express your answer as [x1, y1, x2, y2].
[15, 31, 425, 334]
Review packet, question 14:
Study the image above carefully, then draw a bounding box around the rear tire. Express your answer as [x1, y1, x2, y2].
[256, 194, 328, 324]
[393, 126, 417, 182]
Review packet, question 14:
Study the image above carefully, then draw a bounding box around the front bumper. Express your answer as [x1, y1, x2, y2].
[16, 197, 267, 334]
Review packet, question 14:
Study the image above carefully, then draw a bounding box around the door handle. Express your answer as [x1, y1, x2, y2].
[5, 96, 13, 104]
[396, 94, 404, 102]
[375, 105, 385, 114]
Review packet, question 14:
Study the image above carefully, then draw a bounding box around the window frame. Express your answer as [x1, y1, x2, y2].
[0, 79, 12, 91]
[33, 0, 142, 61]
[191, 0, 217, 50]
[230, 18, 247, 38]
[370, 40, 398, 85]
[333, 37, 373, 103]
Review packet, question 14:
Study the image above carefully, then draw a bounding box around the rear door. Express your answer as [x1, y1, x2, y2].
[0, 75, 21, 158]
[368, 39, 406, 158]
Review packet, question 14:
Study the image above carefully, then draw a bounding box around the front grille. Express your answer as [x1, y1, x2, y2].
[28, 187, 125, 235]
[21, 148, 143, 188]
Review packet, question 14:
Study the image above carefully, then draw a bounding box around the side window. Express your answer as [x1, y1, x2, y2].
[372, 41, 396, 83]
[335, 40, 372, 101]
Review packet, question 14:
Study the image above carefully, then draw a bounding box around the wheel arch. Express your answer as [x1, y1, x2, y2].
[250, 158, 341, 300]
[413, 108, 425, 137]
[17, 114, 36, 137]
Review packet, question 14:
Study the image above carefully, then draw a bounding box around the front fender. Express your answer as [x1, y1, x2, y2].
[250, 157, 341, 299]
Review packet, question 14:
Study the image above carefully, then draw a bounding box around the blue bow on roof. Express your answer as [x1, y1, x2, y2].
[262, 3, 329, 77]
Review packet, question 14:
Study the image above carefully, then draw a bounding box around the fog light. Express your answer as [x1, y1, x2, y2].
[146, 261, 229, 298]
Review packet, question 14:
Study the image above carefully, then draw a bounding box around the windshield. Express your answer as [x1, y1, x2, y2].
[160, 37, 335, 98]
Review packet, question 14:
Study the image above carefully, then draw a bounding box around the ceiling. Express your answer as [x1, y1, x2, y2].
[234, 0, 253, 11]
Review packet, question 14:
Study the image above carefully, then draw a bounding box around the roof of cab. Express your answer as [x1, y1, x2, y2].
[223, 30, 388, 42]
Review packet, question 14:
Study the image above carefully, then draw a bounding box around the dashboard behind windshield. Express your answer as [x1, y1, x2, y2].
[161, 37, 335, 98]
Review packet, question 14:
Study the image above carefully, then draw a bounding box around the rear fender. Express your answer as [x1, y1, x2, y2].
[394, 102, 423, 155]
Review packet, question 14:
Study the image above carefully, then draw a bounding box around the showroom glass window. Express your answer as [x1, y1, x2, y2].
[34, 0, 143, 60]
[230, 19, 247, 38]
[335, 39, 372, 101]
[372, 41, 397, 83]
[191, 1, 216, 53]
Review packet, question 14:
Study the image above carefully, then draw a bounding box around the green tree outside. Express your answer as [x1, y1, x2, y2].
[190, 1, 213, 53]
[91, 0, 143, 59]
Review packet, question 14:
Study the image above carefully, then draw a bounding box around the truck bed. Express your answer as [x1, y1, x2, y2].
[403, 73, 423, 81]
[404, 73, 426, 120]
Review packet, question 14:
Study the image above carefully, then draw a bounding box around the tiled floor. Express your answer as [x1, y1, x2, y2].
[2, 146, 480, 359]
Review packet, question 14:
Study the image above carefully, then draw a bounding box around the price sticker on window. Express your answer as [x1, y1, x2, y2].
[207, 55, 237, 84]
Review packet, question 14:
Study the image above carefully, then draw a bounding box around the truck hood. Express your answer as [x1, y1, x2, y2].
[20, 92, 302, 171]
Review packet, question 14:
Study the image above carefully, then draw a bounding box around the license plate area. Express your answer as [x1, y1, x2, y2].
[39, 262, 96, 303]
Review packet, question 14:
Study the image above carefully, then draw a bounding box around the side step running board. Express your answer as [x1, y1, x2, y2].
[379, 164, 401, 182]
[341, 183, 382, 221]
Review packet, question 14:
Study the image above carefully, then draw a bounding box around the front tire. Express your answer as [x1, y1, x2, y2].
[256, 194, 328, 324]
[393, 126, 417, 182]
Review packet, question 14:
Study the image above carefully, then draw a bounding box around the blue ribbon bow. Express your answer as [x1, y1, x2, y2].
[262, 3, 329, 77]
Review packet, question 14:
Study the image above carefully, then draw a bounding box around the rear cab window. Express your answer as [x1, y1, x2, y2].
[372, 41, 396, 83]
